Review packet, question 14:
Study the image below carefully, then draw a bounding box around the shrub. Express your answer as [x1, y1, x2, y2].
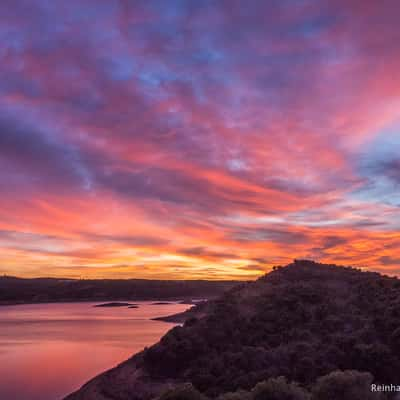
[251, 377, 311, 400]
[158, 384, 208, 400]
[217, 390, 252, 400]
[311, 370, 379, 400]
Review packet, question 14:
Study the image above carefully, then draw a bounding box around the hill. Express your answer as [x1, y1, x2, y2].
[0, 276, 240, 305]
[65, 260, 400, 400]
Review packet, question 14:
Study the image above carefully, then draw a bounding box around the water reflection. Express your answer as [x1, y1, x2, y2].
[0, 302, 189, 400]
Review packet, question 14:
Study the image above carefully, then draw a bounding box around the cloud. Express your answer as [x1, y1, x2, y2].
[0, 113, 89, 191]
[380, 256, 400, 266]
[230, 227, 310, 245]
[81, 232, 170, 247]
[0, 0, 399, 278]
[239, 264, 268, 273]
[377, 159, 400, 184]
[178, 246, 238, 260]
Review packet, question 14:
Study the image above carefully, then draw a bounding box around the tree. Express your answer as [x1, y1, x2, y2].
[311, 370, 380, 400]
[251, 377, 311, 400]
[158, 384, 208, 400]
[218, 390, 252, 400]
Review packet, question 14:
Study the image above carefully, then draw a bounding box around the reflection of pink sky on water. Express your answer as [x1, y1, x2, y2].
[0, 302, 190, 400]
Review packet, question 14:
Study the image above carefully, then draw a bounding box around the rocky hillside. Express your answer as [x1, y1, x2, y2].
[65, 260, 400, 400]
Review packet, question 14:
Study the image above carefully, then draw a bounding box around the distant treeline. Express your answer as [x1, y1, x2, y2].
[0, 276, 241, 304]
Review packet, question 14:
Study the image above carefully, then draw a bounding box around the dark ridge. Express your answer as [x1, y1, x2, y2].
[0, 277, 241, 305]
[65, 260, 400, 400]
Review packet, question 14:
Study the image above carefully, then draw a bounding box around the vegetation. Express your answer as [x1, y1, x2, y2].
[158, 384, 208, 400]
[161, 371, 381, 400]
[140, 260, 400, 399]
[0, 276, 239, 304]
[66, 260, 400, 400]
[311, 370, 378, 400]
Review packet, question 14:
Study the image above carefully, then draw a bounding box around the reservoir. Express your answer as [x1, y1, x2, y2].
[0, 301, 190, 400]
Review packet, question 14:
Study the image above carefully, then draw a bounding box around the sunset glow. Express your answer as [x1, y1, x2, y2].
[1, 0, 399, 279]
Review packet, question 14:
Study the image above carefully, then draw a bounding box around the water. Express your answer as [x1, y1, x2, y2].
[0, 301, 190, 400]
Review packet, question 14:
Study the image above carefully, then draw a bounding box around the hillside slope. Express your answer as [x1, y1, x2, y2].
[65, 260, 400, 400]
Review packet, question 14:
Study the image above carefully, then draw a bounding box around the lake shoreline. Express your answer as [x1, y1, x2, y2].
[0, 298, 198, 307]
[0, 301, 192, 400]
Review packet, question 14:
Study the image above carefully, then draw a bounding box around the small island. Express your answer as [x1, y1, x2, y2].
[93, 302, 138, 308]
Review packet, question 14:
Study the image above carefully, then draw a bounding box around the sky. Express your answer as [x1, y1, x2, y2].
[0, 0, 399, 280]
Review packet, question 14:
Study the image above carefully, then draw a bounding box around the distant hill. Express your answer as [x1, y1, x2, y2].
[0, 276, 241, 305]
[65, 260, 400, 400]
